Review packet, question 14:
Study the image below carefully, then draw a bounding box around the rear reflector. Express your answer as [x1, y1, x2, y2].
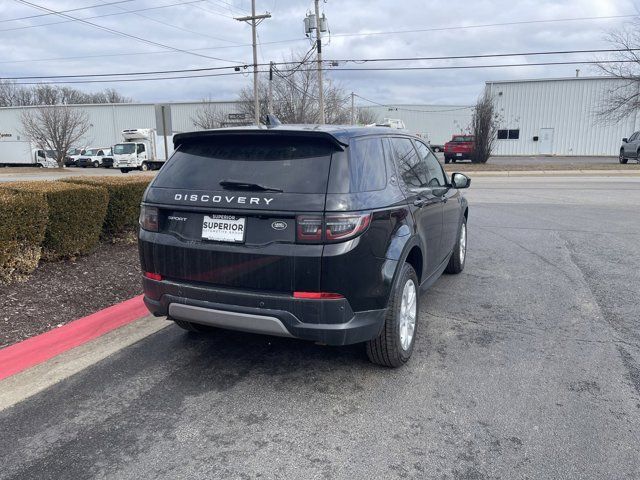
[293, 292, 344, 299]
[144, 272, 162, 281]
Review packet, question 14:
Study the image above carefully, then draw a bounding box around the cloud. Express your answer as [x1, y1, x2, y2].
[0, 0, 636, 105]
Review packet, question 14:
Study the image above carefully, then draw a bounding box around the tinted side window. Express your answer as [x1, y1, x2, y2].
[414, 141, 446, 187]
[348, 137, 386, 192]
[390, 137, 428, 189]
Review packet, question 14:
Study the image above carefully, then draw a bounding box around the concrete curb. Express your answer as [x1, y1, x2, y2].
[0, 315, 171, 411]
[0, 295, 148, 381]
[449, 169, 640, 177]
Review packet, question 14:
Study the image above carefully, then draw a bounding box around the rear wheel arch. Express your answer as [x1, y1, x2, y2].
[404, 245, 423, 284]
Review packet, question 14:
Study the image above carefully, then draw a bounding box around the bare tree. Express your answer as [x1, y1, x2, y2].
[0, 80, 132, 107]
[237, 51, 351, 124]
[20, 106, 91, 168]
[356, 108, 380, 125]
[471, 92, 499, 163]
[595, 19, 640, 122]
[191, 100, 233, 129]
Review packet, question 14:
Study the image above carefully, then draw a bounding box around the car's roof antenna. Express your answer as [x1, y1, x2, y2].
[265, 114, 282, 129]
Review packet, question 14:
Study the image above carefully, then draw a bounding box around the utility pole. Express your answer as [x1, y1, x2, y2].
[268, 61, 274, 115]
[314, 0, 324, 124]
[235, 2, 271, 125]
[351, 92, 355, 125]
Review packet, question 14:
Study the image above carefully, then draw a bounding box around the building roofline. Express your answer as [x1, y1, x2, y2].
[485, 76, 623, 85]
[0, 99, 243, 111]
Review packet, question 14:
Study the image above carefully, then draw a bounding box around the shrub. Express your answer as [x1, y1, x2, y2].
[62, 176, 151, 235]
[0, 190, 48, 282]
[0, 181, 108, 259]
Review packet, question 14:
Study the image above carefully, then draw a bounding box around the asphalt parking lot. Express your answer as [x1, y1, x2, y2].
[1, 175, 639, 479]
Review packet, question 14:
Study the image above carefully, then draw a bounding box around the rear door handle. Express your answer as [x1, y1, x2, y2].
[413, 198, 428, 208]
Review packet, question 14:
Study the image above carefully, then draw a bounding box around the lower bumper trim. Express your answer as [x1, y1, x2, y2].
[168, 303, 293, 338]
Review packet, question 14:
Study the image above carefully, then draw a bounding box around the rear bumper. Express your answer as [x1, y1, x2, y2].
[143, 277, 386, 345]
[444, 152, 473, 160]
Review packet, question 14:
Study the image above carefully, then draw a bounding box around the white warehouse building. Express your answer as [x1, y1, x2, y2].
[0, 76, 637, 161]
[486, 77, 639, 156]
[356, 104, 474, 147]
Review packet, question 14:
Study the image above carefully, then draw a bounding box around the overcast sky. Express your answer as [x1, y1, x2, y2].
[0, 0, 637, 106]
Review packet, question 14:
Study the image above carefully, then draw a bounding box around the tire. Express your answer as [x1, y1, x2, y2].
[619, 150, 628, 164]
[366, 263, 419, 368]
[93, 161, 99, 168]
[451, 158, 456, 163]
[140, 162, 149, 171]
[120, 168, 129, 173]
[445, 216, 467, 274]
[444, 157, 450, 164]
[173, 319, 213, 333]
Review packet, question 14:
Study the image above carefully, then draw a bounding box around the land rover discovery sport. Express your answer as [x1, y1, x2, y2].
[139, 126, 470, 367]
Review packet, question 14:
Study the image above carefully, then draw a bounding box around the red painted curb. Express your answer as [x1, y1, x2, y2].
[0, 295, 148, 381]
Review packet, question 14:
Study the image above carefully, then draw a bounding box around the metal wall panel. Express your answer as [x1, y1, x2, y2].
[487, 77, 639, 156]
[358, 105, 474, 145]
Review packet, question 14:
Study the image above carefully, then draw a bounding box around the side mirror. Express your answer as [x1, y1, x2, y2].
[451, 172, 471, 189]
[622, 138, 628, 143]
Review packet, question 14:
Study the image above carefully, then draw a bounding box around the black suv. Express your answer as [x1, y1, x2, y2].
[139, 126, 470, 367]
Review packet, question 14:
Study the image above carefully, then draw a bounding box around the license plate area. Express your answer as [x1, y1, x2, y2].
[456, 153, 462, 157]
[202, 214, 246, 243]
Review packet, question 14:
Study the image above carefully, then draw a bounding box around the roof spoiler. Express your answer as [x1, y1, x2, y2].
[173, 128, 347, 150]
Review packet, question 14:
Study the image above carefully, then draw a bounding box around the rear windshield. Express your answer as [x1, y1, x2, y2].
[153, 135, 336, 193]
[452, 135, 473, 142]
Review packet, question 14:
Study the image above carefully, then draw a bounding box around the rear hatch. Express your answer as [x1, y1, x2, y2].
[141, 132, 342, 294]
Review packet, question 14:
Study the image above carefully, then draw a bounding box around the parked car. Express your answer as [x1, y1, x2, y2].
[619, 133, 640, 164]
[76, 147, 111, 168]
[138, 125, 471, 367]
[64, 147, 87, 167]
[444, 135, 475, 163]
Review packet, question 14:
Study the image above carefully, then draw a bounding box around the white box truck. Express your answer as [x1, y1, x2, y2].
[111, 128, 168, 173]
[0, 140, 58, 168]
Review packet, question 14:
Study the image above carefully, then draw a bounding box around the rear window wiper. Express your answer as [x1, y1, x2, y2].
[219, 180, 283, 193]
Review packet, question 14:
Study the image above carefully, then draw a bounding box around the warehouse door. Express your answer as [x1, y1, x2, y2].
[538, 128, 554, 155]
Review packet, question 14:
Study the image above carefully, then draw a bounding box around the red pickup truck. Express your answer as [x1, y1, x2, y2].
[444, 135, 475, 163]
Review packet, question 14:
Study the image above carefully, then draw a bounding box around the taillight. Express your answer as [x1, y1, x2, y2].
[139, 205, 159, 232]
[295, 213, 371, 243]
[296, 215, 322, 242]
[325, 213, 371, 242]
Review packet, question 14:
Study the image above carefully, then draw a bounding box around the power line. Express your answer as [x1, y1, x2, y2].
[354, 94, 472, 113]
[10, 57, 633, 86]
[93, 0, 244, 51]
[325, 59, 636, 72]
[1, 58, 633, 84]
[2, 11, 632, 66]
[0, 0, 234, 37]
[329, 48, 640, 64]
[329, 14, 638, 39]
[2, 48, 636, 81]
[10, 70, 258, 86]
[13, 0, 245, 64]
[1, 0, 138, 23]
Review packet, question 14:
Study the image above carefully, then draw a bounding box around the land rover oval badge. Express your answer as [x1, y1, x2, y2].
[271, 221, 287, 231]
